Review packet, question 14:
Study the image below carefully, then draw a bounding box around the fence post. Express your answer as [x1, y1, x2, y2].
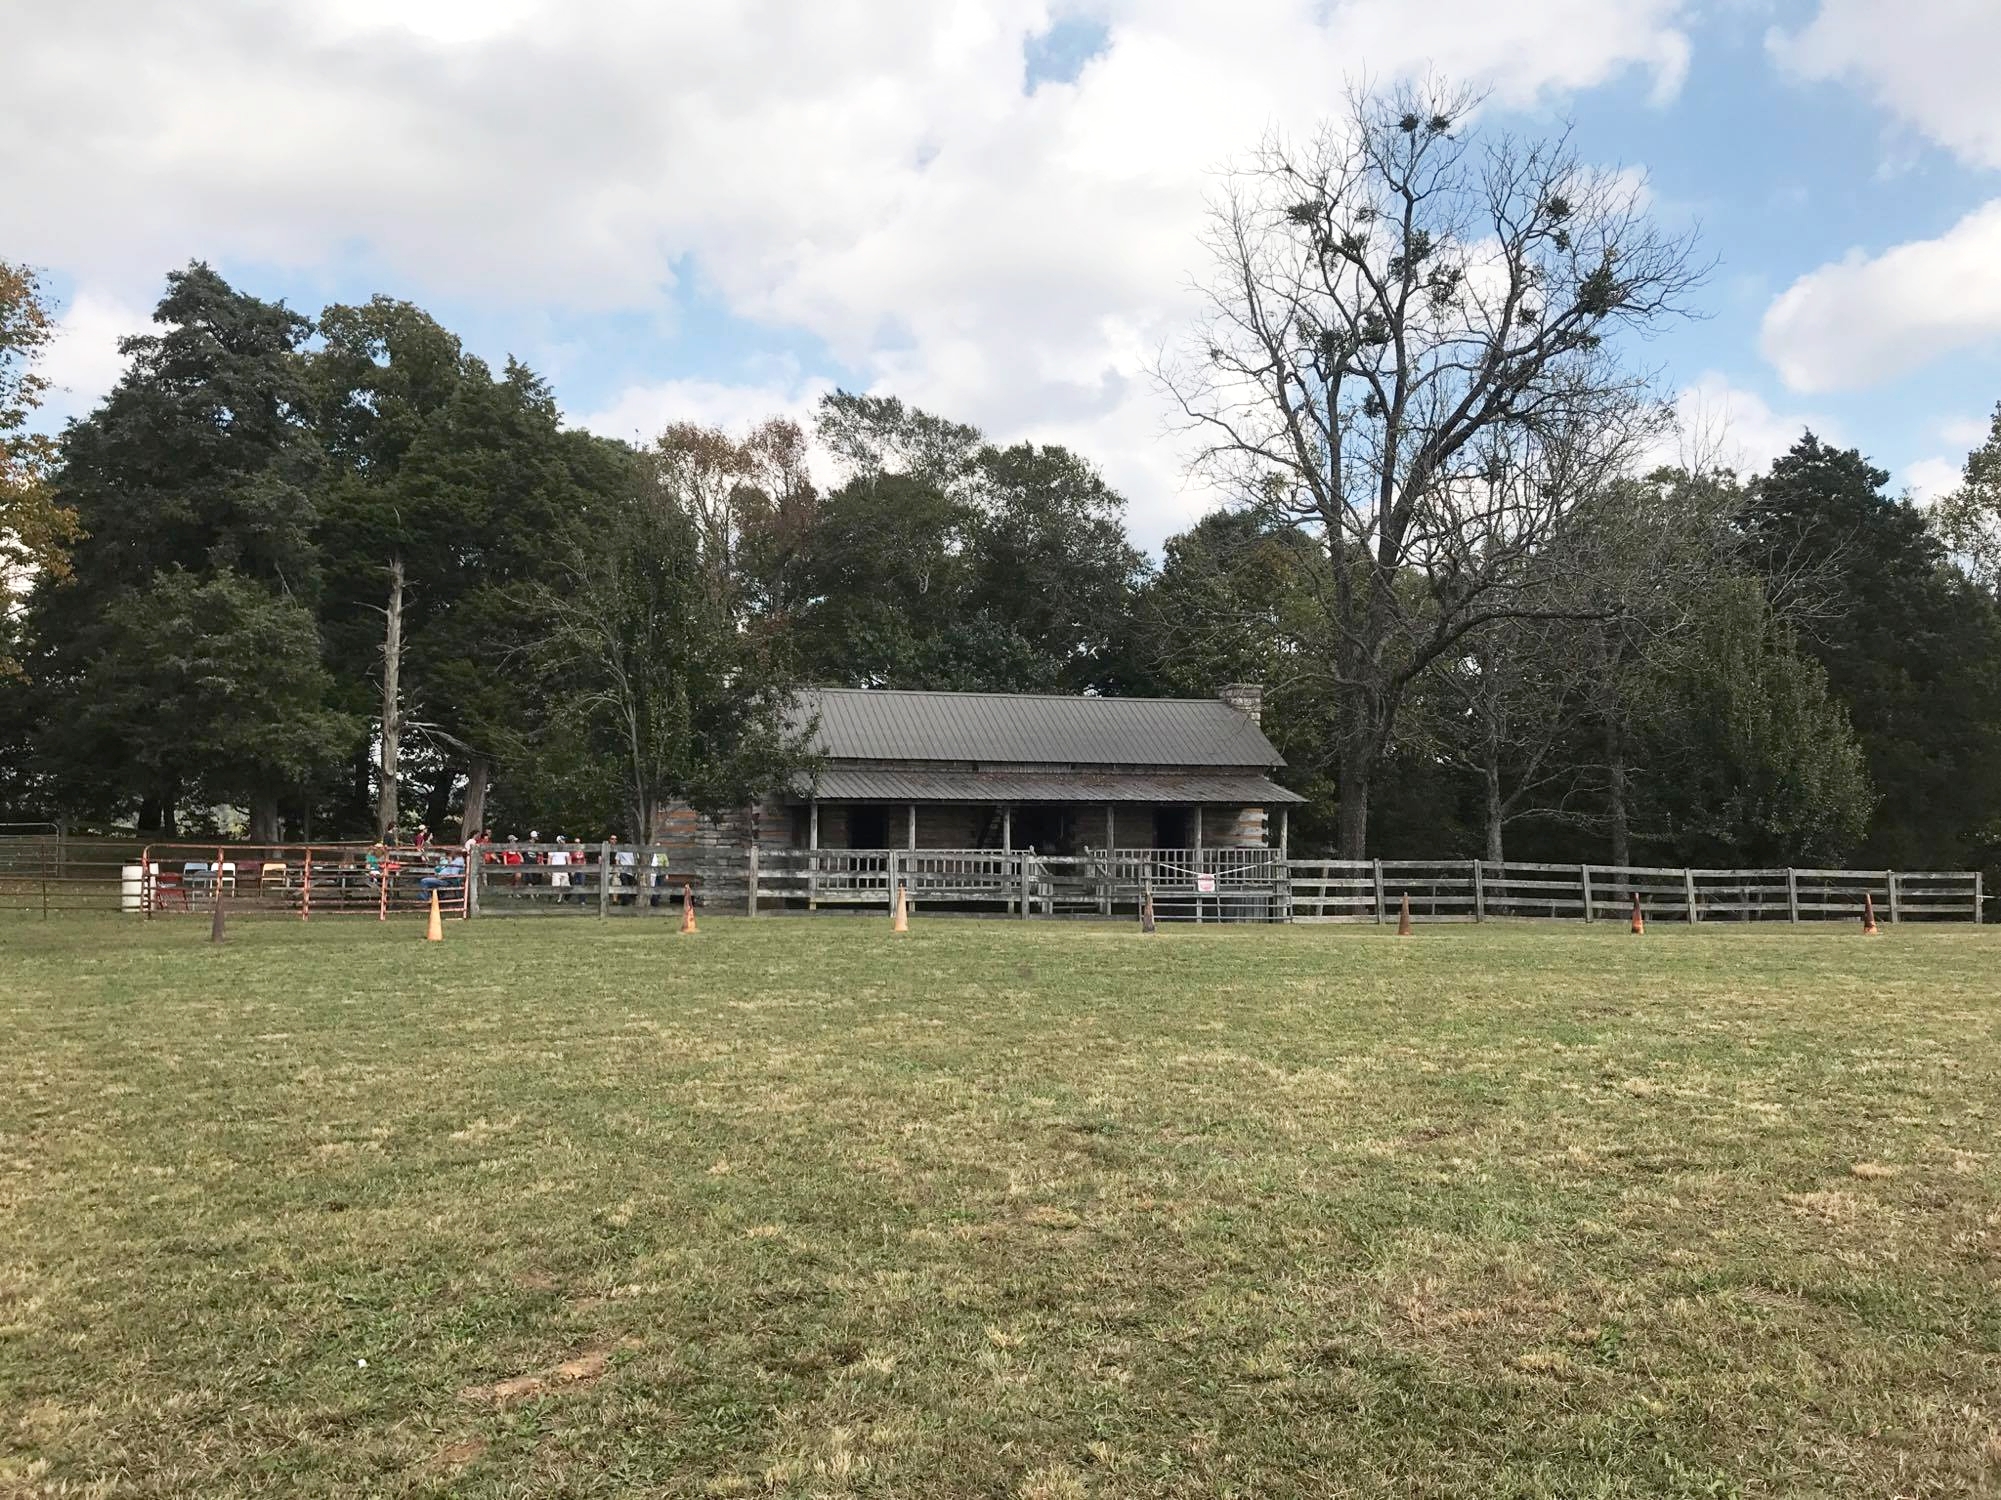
[598, 842, 611, 918]
[1786, 868, 1799, 924]
[1372, 859, 1385, 924]
[746, 840, 759, 917]
[1887, 870, 1899, 925]
[1018, 850, 1030, 919]
[468, 851, 480, 918]
[302, 847, 313, 922]
[1473, 860, 1485, 922]
[1581, 865, 1593, 922]
[1975, 871, 1984, 925]
[1684, 868, 1698, 924]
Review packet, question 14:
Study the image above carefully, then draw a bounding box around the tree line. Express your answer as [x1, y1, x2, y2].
[5, 82, 2001, 879]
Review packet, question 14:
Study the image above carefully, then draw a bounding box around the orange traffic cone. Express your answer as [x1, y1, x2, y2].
[1140, 884, 1157, 934]
[1396, 892, 1412, 936]
[1862, 891, 1879, 935]
[425, 890, 443, 942]
[893, 884, 909, 933]
[1629, 891, 1644, 935]
[679, 883, 698, 934]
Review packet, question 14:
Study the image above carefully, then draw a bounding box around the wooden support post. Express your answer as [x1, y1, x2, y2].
[907, 803, 916, 850]
[1975, 871, 1984, 925]
[1002, 805, 1013, 913]
[808, 798, 819, 910]
[1018, 848, 1030, 920]
[302, 848, 313, 922]
[1684, 868, 1698, 924]
[1786, 868, 1799, 924]
[1373, 859, 1385, 924]
[1101, 805, 1114, 915]
[1193, 806, 1204, 924]
[1473, 860, 1485, 922]
[889, 849, 900, 916]
[1887, 871, 1899, 925]
[599, 841, 611, 918]
[746, 839, 759, 917]
[1278, 806, 1289, 860]
[1581, 864, 1593, 922]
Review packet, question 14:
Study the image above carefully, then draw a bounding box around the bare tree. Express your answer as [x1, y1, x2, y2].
[1160, 80, 1703, 856]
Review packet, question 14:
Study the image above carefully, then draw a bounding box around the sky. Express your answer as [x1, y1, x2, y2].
[9, 0, 2001, 548]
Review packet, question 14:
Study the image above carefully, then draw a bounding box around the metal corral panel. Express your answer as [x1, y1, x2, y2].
[796, 768, 1307, 804]
[792, 688, 1285, 768]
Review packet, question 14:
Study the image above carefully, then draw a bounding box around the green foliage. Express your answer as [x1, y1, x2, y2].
[1742, 433, 2001, 870]
[1634, 578, 1873, 864]
[532, 451, 807, 837]
[70, 568, 356, 816]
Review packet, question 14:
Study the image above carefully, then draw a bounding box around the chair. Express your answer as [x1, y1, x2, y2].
[184, 862, 212, 899]
[218, 861, 237, 894]
[261, 862, 288, 904]
[150, 866, 190, 912]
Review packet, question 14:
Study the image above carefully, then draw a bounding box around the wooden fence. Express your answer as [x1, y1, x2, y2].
[1285, 860, 1983, 924]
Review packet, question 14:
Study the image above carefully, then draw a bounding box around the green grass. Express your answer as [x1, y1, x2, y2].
[2, 915, 1999, 1498]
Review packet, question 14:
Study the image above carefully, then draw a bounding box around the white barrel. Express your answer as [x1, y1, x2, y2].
[121, 864, 143, 912]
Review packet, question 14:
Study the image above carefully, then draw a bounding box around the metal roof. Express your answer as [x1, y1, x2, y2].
[796, 769, 1307, 805]
[793, 688, 1285, 768]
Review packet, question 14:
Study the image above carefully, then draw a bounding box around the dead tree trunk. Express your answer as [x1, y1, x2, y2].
[376, 556, 405, 841]
[460, 756, 490, 846]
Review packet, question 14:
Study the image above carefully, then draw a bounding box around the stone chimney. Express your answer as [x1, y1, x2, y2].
[1218, 683, 1263, 725]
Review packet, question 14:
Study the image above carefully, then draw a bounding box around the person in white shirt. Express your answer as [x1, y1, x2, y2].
[550, 837, 571, 889]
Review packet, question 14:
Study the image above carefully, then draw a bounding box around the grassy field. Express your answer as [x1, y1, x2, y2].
[2, 914, 1998, 1498]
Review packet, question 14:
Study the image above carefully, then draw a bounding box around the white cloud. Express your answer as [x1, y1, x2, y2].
[34, 290, 150, 425]
[1770, 0, 2001, 169]
[5, 0, 1694, 539]
[1665, 372, 1831, 475]
[1759, 201, 2001, 394]
[1902, 456, 1961, 504]
[577, 372, 836, 449]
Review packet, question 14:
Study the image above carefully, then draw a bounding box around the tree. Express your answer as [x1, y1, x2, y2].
[532, 450, 807, 843]
[309, 297, 625, 839]
[1, 261, 80, 676]
[30, 263, 330, 834]
[1161, 80, 1702, 855]
[69, 570, 355, 832]
[791, 394, 1149, 693]
[1933, 402, 2001, 590]
[1633, 576, 1872, 864]
[1742, 433, 2001, 870]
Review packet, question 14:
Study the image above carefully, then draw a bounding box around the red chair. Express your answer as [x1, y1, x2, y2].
[150, 869, 190, 912]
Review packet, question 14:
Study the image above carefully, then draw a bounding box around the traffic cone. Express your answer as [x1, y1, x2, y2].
[1862, 891, 1879, 935]
[1396, 892, 1412, 936]
[425, 890, 443, 942]
[210, 893, 226, 944]
[1629, 891, 1644, 935]
[1140, 884, 1157, 934]
[679, 883, 698, 934]
[893, 884, 909, 933]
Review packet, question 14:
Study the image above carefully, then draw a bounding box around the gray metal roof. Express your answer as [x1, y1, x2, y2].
[796, 768, 1306, 805]
[794, 688, 1284, 768]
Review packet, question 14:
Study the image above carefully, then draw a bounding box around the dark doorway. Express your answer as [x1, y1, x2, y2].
[1153, 807, 1193, 848]
[848, 806, 889, 848]
[1013, 806, 1071, 854]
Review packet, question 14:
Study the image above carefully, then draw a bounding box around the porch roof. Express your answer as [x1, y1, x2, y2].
[792, 768, 1306, 805]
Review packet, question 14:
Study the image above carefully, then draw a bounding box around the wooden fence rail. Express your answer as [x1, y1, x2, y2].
[1286, 860, 1983, 924]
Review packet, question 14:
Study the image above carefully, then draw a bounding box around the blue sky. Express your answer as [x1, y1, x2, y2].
[11, 0, 2001, 546]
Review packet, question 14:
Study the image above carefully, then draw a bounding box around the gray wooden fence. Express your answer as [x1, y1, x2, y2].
[1285, 859, 1983, 924]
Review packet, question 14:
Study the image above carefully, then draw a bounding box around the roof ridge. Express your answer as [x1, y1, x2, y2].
[801, 685, 1237, 706]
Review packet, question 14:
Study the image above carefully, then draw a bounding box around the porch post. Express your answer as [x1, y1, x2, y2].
[907, 802, 916, 850]
[1102, 804, 1115, 915]
[808, 797, 819, 911]
[1278, 805, 1288, 859]
[1193, 805, 1204, 924]
[1002, 804, 1014, 914]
